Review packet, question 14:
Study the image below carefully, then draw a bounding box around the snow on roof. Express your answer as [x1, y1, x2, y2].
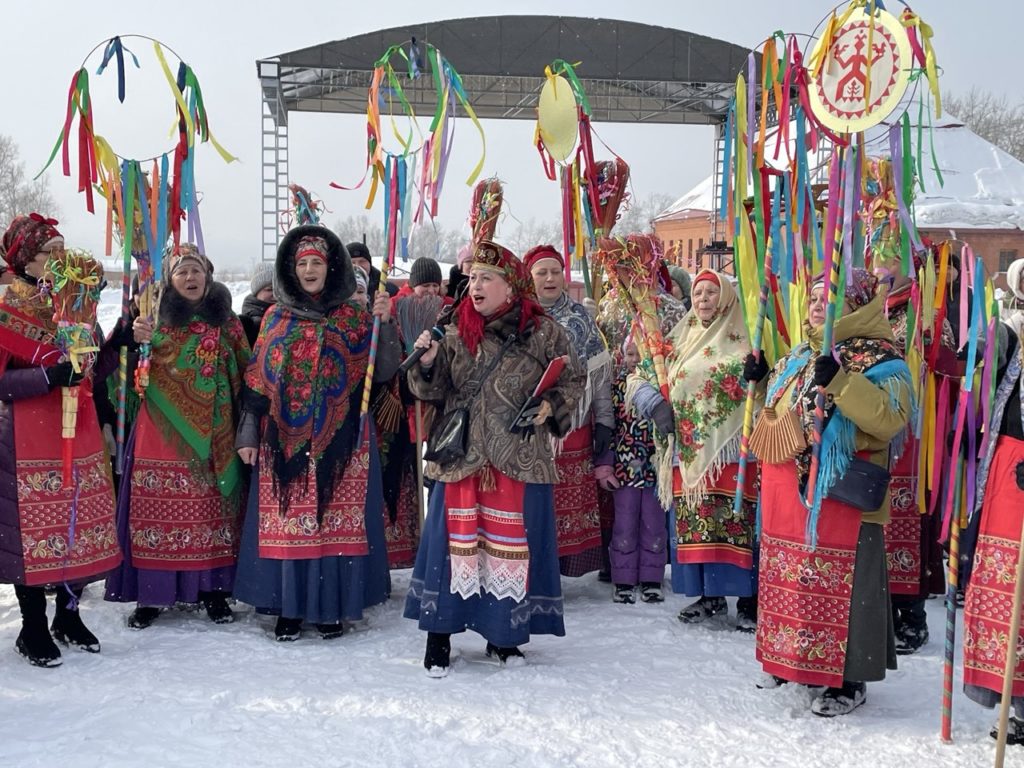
[655, 175, 715, 221]
[900, 115, 1024, 230]
[657, 115, 1024, 231]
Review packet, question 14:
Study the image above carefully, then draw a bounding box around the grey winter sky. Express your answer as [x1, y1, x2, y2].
[2, 1, 1018, 270]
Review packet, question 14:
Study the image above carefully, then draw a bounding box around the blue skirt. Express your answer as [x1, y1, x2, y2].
[232, 440, 391, 623]
[404, 478, 565, 647]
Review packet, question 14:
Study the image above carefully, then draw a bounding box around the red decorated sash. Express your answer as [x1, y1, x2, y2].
[755, 461, 861, 688]
[963, 436, 1024, 697]
[129, 406, 240, 570]
[446, 472, 530, 602]
[673, 462, 757, 570]
[884, 436, 923, 595]
[256, 442, 370, 559]
[553, 424, 602, 557]
[13, 385, 120, 585]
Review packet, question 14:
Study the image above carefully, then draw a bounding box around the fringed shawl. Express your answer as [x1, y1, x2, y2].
[765, 293, 915, 545]
[244, 299, 371, 513]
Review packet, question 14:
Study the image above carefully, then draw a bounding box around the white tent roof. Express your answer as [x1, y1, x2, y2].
[657, 115, 1024, 231]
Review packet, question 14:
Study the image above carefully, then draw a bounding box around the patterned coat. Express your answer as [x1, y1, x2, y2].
[408, 306, 585, 485]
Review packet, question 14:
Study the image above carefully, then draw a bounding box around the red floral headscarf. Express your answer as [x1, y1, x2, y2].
[456, 240, 545, 354]
[0, 213, 62, 276]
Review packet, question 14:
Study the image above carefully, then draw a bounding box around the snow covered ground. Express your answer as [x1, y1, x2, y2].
[0, 575, 1015, 768]
[5, 283, 1017, 767]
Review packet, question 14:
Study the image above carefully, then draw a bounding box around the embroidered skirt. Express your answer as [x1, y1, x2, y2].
[232, 437, 390, 623]
[964, 435, 1024, 700]
[756, 461, 895, 687]
[553, 424, 602, 559]
[404, 474, 564, 647]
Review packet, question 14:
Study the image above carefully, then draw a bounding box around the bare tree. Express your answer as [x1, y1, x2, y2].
[615, 192, 675, 236]
[943, 88, 1024, 161]
[505, 217, 563, 256]
[0, 134, 59, 225]
[331, 214, 386, 262]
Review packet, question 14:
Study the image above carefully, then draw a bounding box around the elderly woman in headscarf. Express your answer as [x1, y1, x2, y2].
[630, 270, 759, 613]
[744, 269, 913, 717]
[0, 214, 121, 667]
[405, 241, 585, 676]
[232, 225, 396, 641]
[104, 243, 251, 629]
[525, 245, 613, 576]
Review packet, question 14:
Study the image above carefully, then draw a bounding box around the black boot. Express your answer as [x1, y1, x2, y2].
[316, 623, 345, 640]
[275, 617, 303, 642]
[485, 642, 526, 666]
[424, 632, 451, 677]
[127, 605, 161, 630]
[199, 591, 235, 625]
[736, 596, 758, 634]
[14, 585, 61, 668]
[51, 586, 100, 653]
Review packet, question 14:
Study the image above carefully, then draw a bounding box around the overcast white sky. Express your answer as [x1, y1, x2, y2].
[2, 1, 1016, 269]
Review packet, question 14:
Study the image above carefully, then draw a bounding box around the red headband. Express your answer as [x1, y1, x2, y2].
[523, 244, 564, 272]
[692, 270, 720, 289]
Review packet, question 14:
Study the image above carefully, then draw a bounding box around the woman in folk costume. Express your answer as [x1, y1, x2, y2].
[630, 270, 758, 615]
[104, 244, 250, 629]
[405, 241, 584, 677]
[748, 269, 913, 717]
[233, 226, 395, 641]
[526, 245, 613, 576]
[1004, 257, 1024, 336]
[0, 214, 121, 666]
[961, 320, 1024, 743]
[882, 257, 957, 655]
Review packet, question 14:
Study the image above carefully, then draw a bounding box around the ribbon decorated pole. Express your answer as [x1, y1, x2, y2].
[535, 60, 629, 300]
[334, 42, 484, 439]
[45, 249, 104, 485]
[37, 35, 236, 468]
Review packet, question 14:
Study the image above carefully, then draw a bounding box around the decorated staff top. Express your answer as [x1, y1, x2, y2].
[38, 35, 236, 254]
[805, 2, 941, 135]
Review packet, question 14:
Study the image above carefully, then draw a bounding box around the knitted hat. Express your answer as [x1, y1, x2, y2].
[346, 241, 371, 266]
[1, 213, 63, 276]
[523, 244, 563, 273]
[250, 262, 275, 296]
[409, 256, 442, 287]
[353, 264, 368, 294]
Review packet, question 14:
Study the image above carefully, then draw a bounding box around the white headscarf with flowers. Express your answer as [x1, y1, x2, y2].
[664, 269, 752, 507]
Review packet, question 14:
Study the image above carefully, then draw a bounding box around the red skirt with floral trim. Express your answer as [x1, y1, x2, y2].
[884, 436, 923, 595]
[963, 435, 1024, 697]
[755, 461, 862, 688]
[14, 386, 121, 586]
[553, 424, 602, 558]
[256, 442, 370, 559]
[674, 462, 757, 570]
[129, 406, 240, 571]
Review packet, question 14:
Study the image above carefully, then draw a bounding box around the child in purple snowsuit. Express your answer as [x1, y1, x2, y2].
[594, 338, 667, 604]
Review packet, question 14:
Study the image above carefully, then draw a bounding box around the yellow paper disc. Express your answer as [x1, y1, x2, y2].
[807, 7, 912, 134]
[537, 74, 579, 163]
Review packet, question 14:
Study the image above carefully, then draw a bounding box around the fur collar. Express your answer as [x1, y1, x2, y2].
[275, 225, 355, 319]
[158, 281, 234, 328]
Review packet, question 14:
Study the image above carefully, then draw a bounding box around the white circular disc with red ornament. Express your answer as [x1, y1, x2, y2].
[807, 7, 912, 134]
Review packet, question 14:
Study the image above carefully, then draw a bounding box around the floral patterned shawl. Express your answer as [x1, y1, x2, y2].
[664, 271, 750, 506]
[147, 291, 250, 502]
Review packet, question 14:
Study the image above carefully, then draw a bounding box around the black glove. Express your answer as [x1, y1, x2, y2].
[813, 355, 841, 387]
[651, 400, 675, 436]
[511, 396, 544, 432]
[1016, 461, 1024, 492]
[593, 423, 614, 457]
[742, 352, 769, 383]
[45, 362, 85, 390]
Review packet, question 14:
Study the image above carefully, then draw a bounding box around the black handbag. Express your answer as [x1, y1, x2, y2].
[423, 333, 517, 466]
[825, 456, 892, 512]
